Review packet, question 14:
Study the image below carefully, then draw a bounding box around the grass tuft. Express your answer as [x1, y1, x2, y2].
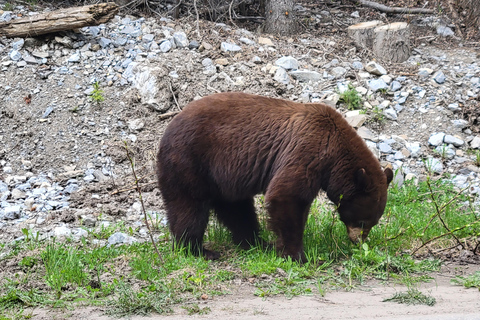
[383, 288, 436, 306]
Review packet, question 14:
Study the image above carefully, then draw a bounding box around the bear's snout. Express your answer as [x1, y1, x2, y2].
[346, 226, 371, 243]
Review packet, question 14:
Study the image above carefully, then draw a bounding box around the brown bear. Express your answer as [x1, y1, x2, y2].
[156, 92, 393, 262]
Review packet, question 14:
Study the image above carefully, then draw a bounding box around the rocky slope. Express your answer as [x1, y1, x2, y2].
[0, 3, 479, 245]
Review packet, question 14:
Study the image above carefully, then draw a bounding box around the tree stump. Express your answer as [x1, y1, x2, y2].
[348, 21, 410, 63]
[0, 2, 118, 38]
[373, 22, 410, 63]
[347, 20, 384, 51]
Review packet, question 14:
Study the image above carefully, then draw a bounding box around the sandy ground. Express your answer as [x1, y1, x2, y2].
[28, 263, 480, 320]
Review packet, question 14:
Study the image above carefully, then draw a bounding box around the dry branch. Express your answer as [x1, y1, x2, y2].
[358, 0, 433, 14]
[0, 2, 119, 38]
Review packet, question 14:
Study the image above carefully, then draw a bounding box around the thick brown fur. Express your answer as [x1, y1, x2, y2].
[157, 92, 393, 262]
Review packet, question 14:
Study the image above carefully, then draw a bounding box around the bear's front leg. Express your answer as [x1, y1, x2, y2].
[266, 196, 310, 263]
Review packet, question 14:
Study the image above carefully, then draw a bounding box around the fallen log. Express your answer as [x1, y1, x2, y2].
[358, 0, 433, 14]
[0, 2, 118, 38]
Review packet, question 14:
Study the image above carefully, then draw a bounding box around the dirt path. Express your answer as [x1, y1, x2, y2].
[29, 263, 480, 320]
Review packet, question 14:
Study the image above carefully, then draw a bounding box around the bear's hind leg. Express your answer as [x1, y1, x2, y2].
[213, 198, 264, 250]
[165, 198, 220, 260]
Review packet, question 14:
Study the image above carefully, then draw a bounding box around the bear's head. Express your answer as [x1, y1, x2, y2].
[336, 167, 394, 242]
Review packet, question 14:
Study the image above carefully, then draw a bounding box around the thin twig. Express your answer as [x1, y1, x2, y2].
[159, 111, 180, 121]
[193, 0, 201, 38]
[412, 219, 480, 255]
[424, 178, 465, 250]
[422, 183, 469, 234]
[124, 141, 164, 264]
[110, 181, 157, 195]
[228, 0, 239, 29]
[168, 82, 181, 111]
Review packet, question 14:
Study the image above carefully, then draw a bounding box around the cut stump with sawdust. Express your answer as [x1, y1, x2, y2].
[373, 22, 411, 63]
[347, 21, 384, 53]
[348, 21, 411, 63]
[0, 2, 118, 38]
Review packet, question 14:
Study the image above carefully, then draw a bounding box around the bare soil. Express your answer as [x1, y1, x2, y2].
[26, 262, 480, 320]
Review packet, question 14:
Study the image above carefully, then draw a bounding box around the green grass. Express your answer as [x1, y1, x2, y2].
[89, 81, 105, 105]
[383, 287, 436, 306]
[0, 178, 479, 317]
[339, 84, 362, 110]
[451, 271, 480, 290]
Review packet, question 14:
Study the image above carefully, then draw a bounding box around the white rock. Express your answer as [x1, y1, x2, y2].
[365, 61, 387, 76]
[54, 226, 72, 237]
[470, 136, 480, 149]
[428, 132, 445, 146]
[443, 135, 464, 147]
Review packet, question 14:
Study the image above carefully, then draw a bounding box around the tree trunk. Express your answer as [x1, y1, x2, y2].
[0, 3, 118, 38]
[264, 0, 297, 35]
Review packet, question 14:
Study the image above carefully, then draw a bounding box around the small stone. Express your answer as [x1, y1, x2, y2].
[447, 103, 461, 112]
[435, 145, 455, 159]
[289, 70, 322, 82]
[392, 169, 404, 188]
[188, 40, 200, 49]
[451, 119, 469, 130]
[380, 75, 392, 84]
[418, 68, 433, 78]
[437, 25, 454, 37]
[11, 188, 26, 200]
[32, 50, 49, 59]
[378, 142, 392, 154]
[273, 67, 289, 84]
[12, 39, 25, 50]
[275, 56, 298, 70]
[220, 42, 242, 52]
[331, 67, 347, 78]
[173, 31, 189, 47]
[67, 53, 81, 63]
[9, 50, 22, 61]
[425, 157, 443, 174]
[114, 38, 127, 46]
[345, 114, 366, 128]
[55, 36, 73, 48]
[160, 40, 172, 53]
[55, 226, 72, 237]
[383, 107, 397, 120]
[428, 132, 445, 146]
[444, 134, 464, 147]
[368, 78, 388, 92]
[82, 215, 97, 227]
[405, 173, 417, 182]
[201, 42, 213, 50]
[470, 136, 480, 149]
[357, 127, 378, 142]
[258, 37, 274, 46]
[4, 206, 21, 220]
[128, 119, 145, 131]
[142, 34, 154, 43]
[252, 56, 262, 64]
[352, 61, 363, 70]
[433, 71, 446, 84]
[365, 61, 387, 76]
[215, 58, 229, 66]
[108, 232, 137, 245]
[390, 81, 402, 92]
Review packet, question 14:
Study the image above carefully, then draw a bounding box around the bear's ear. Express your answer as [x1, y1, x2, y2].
[355, 168, 368, 191]
[384, 168, 394, 185]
